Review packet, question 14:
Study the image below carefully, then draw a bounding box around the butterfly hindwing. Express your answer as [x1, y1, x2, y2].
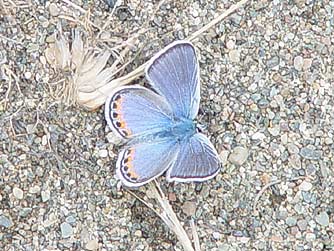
[146, 41, 200, 120]
[116, 139, 179, 187]
[105, 85, 173, 139]
[166, 133, 220, 182]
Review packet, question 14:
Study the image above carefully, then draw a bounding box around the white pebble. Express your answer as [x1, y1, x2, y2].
[299, 180, 313, 191]
[252, 132, 266, 141]
[229, 146, 249, 166]
[268, 126, 280, 137]
[134, 230, 142, 237]
[29, 185, 41, 194]
[49, 3, 60, 17]
[226, 40, 235, 50]
[229, 49, 240, 63]
[24, 72, 32, 79]
[212, 231, 221, 240]
[303, 58, 313, 70]
[60, 222, 73, 238]
[42, 135, 48, 146]
[86, 239, 99, 250]
[294, 55, 304, 71]
[305, 232, 316, 241]
[99, 149, 108, 158]
[13, 187, 24, 200]
[41, 190, 50, 202]
[315, 211, 330, 227]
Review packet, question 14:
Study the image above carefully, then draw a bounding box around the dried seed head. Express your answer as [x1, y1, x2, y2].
[45, 26, 140, 109]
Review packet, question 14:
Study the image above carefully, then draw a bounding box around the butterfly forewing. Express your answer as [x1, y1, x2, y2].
[146, 41, 200, 120]
[105, 85, 174, 139]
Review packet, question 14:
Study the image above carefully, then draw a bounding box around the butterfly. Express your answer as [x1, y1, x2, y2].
[105, 41, 221, 187]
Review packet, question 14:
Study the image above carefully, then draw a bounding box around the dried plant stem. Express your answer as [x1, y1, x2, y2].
[253, 176, 306, 213]
[190, 219, 201, 251]
[149, 181, 195, 251]
[60, 0, 88, 14]
[186, 0, 250, 41]
[252, 180, 281, 213]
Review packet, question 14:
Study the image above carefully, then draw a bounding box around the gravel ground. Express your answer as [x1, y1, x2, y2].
[1, 0, 334, 250]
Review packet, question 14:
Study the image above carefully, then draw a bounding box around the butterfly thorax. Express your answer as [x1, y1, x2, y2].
[169, 117, 196, 140]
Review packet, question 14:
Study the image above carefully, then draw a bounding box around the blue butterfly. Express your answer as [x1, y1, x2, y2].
[105, 41, 221, 187]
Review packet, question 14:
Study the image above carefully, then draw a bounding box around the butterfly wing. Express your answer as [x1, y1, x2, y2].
[166, 133, 220, 182]
[145, 41, 200, 120]
[105, 85, 173, 139]
[116, 138, 179, 187]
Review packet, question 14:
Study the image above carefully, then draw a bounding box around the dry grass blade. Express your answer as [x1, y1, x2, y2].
[124, 182, 195, 250]
[190, 219, 201, 251]
[71, 29, 84, 69]
[186, 0, 250, 42]
[148, 181, 195, 251]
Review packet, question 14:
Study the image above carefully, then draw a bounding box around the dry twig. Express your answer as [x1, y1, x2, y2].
[253, 176, 306, 213]
[149, 181, 195, 251]
[190, 219, 201, 251]
[252, 179, 282, 213]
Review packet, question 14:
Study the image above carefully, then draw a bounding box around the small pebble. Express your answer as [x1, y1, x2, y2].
[297, 219, 308, 231]
[325, 137, 333, 145]
[49, 3, 60, 17]
[66, 215, 76, 224]
[229, 49, 240, 63]
[99, 149, 108, 158]
[300, 147, 321, 160]
[226, 40, 235, 50]
[289, 154, 301, 169]
[42, 135, 48, 146]
[287, 143, 299, 154]
[315, 211, 330, 227]
[134, 230, 142, 237]
[41, 190, 50, 202]
[29, 185, 41, 194]
[268, 126, 280, 137]
[267, 56, 279, 68]
[286, 216, 297, 227]
[252, 132, 266, 141]
[60, 222, 73, 238]
[13, 187, 24, 200]
[219, 244, 236, 251]
[19, 208, 32, 217]
[305, 232, 316, 241]
[0, 215, 13, 228]
[294, 55, 304, 71]
[24, 71, 32, 79]
[299, 181, 313, 191]
[229, 146, 249, 166]
[303, 58, 313, 70]
[212, 231, 221, 240]
[86, 239, 99, 250]
[219, 150, 230, 166]
[182, 201, 197, 217]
